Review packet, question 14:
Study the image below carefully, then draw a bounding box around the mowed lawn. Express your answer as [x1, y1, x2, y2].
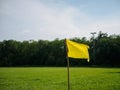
[0, 67, 120, 90]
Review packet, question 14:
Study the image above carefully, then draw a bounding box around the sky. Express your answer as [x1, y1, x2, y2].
[0, 0, 120, 41]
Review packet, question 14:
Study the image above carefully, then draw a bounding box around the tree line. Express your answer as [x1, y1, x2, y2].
[0, 32, 120, 67]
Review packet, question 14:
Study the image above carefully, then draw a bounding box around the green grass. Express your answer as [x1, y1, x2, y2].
[0, 67, 120, 90]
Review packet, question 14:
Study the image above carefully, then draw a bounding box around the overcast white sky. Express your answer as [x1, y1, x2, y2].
[0, 0, 120, 41]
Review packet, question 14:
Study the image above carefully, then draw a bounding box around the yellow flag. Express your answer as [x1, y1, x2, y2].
[66, 39, 90, 62]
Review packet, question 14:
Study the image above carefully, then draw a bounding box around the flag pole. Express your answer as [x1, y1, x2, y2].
[67, 56, 70, 90]
[65, 39, 70, 90]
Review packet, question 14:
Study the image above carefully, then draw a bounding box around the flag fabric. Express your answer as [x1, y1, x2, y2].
[66, 39, 90, 62]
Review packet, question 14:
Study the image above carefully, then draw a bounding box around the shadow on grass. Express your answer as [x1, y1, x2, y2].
[107, 72, 120, 74]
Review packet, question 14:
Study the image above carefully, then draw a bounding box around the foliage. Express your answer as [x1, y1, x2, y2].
[0, 33, 120, 66]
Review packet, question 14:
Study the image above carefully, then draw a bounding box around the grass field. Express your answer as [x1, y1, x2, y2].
[0, 67, 120, 90]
